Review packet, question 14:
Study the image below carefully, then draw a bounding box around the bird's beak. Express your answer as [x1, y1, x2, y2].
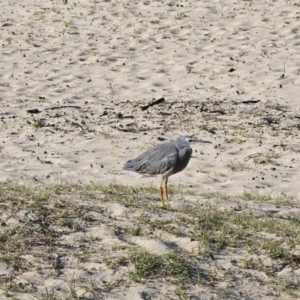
[191, 137, 212, 144]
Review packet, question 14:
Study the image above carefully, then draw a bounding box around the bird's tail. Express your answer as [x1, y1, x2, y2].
[123, 159, 136, 171]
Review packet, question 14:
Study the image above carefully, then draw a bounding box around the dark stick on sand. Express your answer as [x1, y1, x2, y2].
[141, 97, 165, 111]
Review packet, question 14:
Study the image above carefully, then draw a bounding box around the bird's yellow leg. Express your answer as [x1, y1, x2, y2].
[159, 177, 165, 205]
[164, 177, 169, 205]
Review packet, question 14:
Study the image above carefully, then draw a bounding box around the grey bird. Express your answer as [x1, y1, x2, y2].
[123, 135, 204, 205]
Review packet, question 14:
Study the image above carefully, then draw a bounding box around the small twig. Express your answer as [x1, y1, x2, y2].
[98, 111, 109, 118]
[243, 153, 260, 162]
[209, 110, 226, 115]
[116, 113, 134, 119]
[71, 122, 84, 130]
[241, 100, 260, 104]
[139, 127, 162, 132]
[44, 105, 81, 111]
[45, 129, 56, 134]
[37, 157, 53, 164]
[141, 97, 165, 111]
[158, 112, 171, 116]
[27, 109, 41, 114]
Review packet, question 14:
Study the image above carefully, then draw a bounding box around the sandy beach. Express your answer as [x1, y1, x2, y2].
[0, 0, 300, 299]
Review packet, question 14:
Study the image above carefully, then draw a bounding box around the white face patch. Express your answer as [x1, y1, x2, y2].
[186, 137, 193, 143]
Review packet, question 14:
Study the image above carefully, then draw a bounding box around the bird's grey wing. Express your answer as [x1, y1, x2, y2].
[155, 151, 178, 175]
[125, 143, 178, 175]
[140, 151, 178, 175]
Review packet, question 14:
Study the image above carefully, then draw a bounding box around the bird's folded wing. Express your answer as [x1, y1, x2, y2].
[127, 143, 178, 175]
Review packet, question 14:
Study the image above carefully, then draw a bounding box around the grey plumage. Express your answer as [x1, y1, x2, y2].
[123, 135, 196, 205]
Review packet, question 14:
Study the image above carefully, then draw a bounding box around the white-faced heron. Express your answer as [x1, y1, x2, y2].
[123, 135, 206, 205]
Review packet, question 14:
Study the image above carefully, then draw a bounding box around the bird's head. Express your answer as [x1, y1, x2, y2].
[177, 135, 196, 144]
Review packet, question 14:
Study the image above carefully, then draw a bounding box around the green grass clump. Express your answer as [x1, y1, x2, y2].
[129, 249, 163, 282]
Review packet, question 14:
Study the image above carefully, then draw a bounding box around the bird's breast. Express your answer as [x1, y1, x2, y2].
[173, 146, 192, 174]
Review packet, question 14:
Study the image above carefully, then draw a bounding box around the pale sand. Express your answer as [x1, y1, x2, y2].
[0, 0, 300, 298]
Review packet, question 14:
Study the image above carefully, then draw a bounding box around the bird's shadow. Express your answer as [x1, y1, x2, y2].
[161, 240, 179, 251]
